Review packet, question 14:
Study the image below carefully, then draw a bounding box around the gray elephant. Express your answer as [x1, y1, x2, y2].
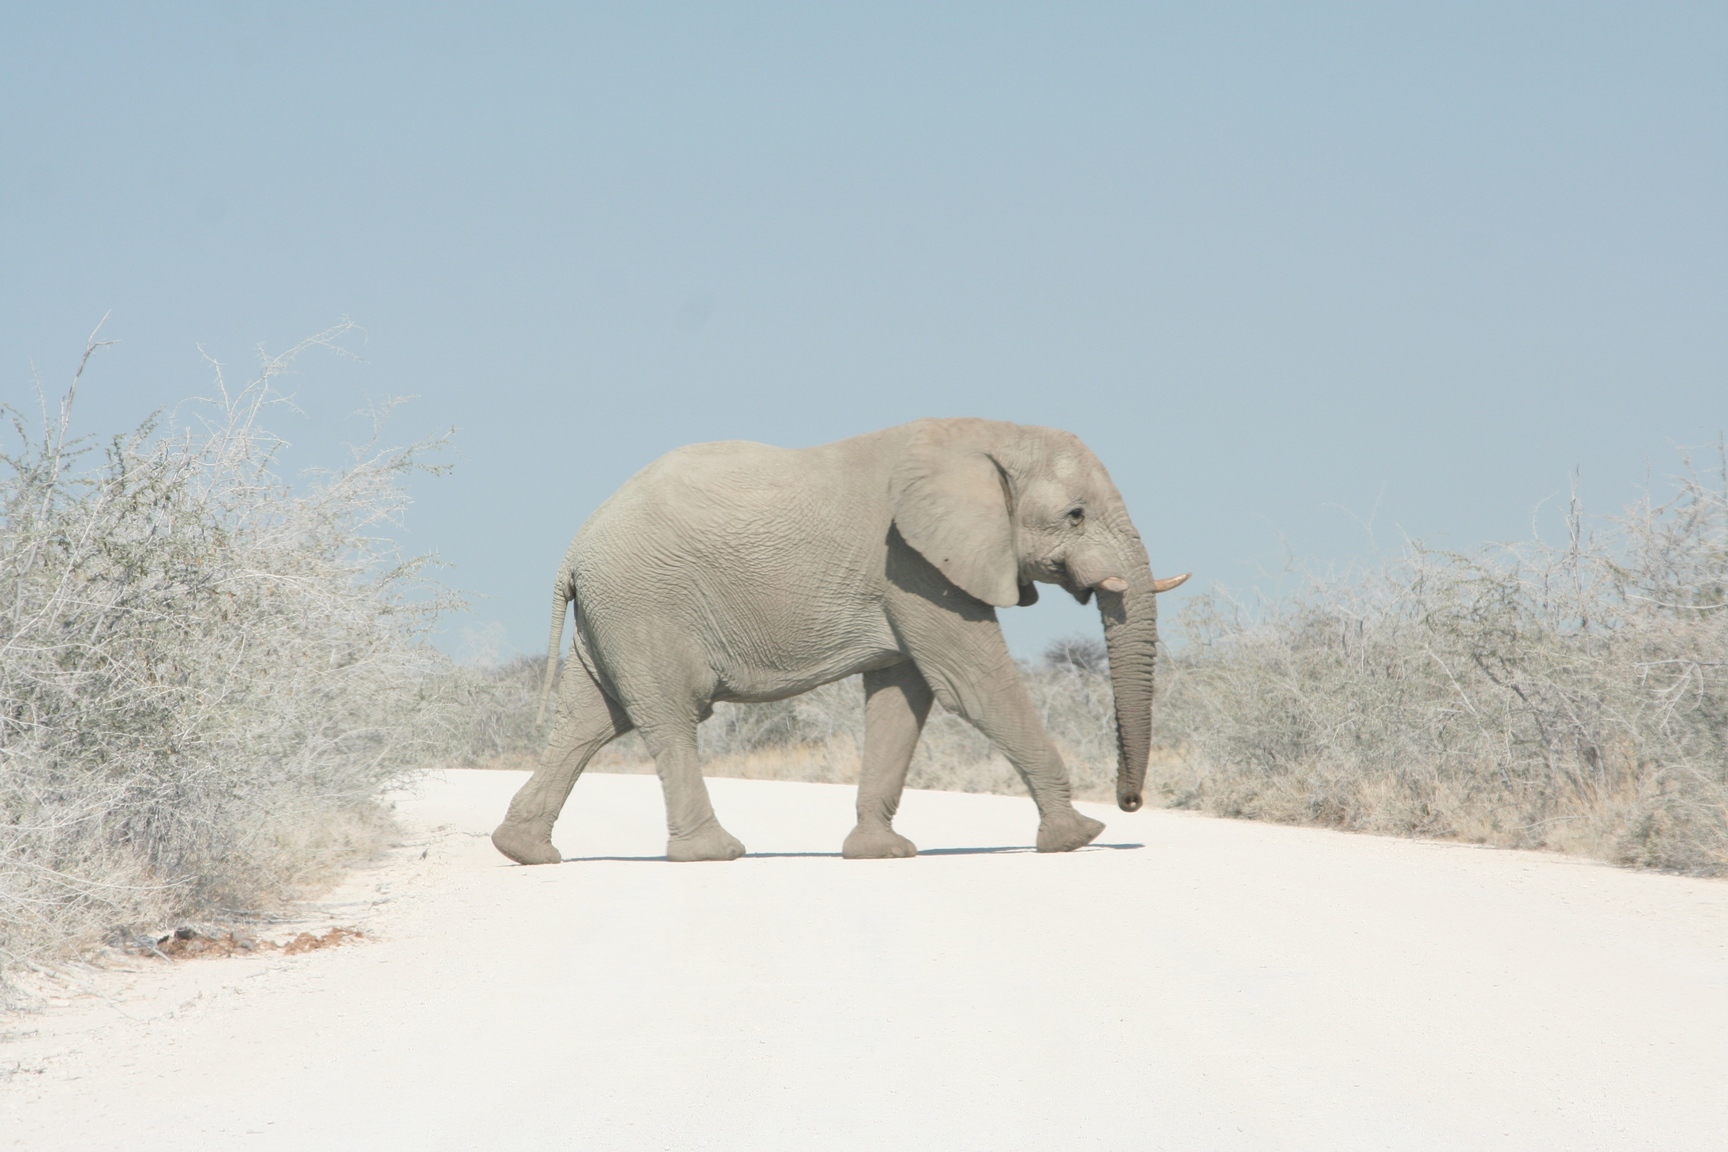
[491, 418, 1187, 864]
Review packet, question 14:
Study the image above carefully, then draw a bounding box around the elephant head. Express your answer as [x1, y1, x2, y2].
[890, 418, 1187, 812]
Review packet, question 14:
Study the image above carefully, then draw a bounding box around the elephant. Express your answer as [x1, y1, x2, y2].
[491, 417, 1188, 865]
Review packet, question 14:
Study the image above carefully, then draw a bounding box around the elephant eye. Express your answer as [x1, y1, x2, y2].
[1065, 507, 1085, 526]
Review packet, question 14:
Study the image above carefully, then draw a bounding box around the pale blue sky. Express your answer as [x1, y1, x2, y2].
[4, 4, 1724, 659]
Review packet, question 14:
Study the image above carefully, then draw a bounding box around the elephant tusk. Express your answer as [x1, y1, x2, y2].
[1151, 572, 1191, 593]
[1096, 576, 1129, 593]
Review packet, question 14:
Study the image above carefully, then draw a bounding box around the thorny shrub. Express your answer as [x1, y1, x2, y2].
[0, 325, 455, 995]
[1153, 458, 1728, 874]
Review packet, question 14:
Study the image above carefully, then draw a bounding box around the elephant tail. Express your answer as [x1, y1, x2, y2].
[536, 548, 580, 726]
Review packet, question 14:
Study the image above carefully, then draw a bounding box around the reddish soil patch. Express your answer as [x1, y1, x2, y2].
[281, 926, 363, 954]
[152, 925, 362, 959]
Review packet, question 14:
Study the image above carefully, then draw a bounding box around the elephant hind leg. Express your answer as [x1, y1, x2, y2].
[493, 659, 632, 865]
[633, 715, 745, 862]
[843, 661, 932, 859]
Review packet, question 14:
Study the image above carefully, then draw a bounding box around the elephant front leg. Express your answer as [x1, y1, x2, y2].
[883, 558, 1103, 853]
[843, 661, 933, 859]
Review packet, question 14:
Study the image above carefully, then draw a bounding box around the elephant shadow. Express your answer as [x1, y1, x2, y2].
[554, 843, 1145, 863]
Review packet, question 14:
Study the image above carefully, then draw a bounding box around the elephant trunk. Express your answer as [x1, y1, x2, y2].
[1096, 509, 1159, 812]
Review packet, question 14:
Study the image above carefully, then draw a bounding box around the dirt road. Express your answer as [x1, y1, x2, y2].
[4, 770, 1726, 1150]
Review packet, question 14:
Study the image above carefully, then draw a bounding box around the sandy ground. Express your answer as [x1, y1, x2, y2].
[3, 770, 1727, 1151]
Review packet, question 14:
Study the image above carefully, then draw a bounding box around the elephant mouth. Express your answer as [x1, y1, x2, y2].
[1051, 564, 1096, 605]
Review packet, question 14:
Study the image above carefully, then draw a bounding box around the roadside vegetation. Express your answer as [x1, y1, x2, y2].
[1154, 460, 1728, 875]
[0, 327, 457, 997]
[6, 327, 1722, 998]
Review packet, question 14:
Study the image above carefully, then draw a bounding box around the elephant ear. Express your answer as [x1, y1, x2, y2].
[890, 423, 1020, 608]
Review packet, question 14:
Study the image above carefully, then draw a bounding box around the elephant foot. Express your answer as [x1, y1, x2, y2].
[1036, 810, 1105, 853]
[666, 824, 746, 862]
[492, 822, 563, 866]
[842, 824, 919, 859]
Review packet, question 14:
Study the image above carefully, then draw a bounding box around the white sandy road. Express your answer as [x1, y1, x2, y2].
[3, 770, 1727, 1151]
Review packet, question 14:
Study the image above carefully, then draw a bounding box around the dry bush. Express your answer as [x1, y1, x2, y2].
[420, 655, 547, 771]
[0, 325, 456, 995]
[1152, 456, 1728, 875]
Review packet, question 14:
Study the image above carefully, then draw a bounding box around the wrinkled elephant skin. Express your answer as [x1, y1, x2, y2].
[492, 418, 1182, 863]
